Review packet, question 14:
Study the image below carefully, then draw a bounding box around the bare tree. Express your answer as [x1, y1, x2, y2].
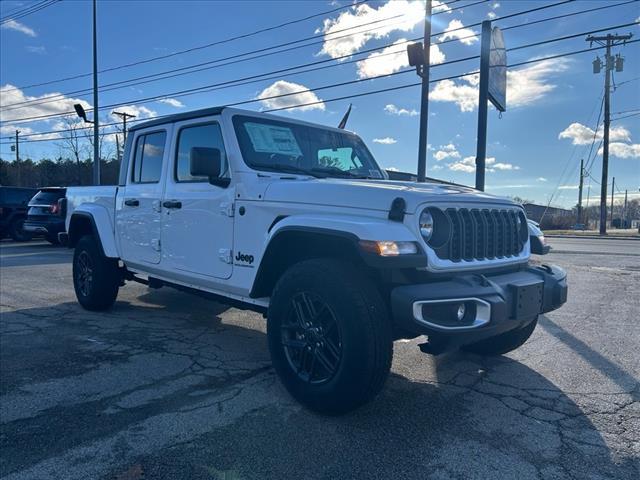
[54, 116, 87, 185]
[84, 122, 116, 166]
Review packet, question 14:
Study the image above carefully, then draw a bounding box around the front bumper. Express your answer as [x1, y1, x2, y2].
[390, 264, 567, 349]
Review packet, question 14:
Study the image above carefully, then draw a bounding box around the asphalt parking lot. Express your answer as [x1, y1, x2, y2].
[1, 238, 638, 480]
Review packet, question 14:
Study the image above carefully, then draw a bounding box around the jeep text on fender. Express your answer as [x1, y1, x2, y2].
[62, 106, 568, 414]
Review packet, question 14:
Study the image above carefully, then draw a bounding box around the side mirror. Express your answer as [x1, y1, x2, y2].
[189, 147, 229, 187]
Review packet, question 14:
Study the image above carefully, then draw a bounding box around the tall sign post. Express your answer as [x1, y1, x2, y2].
[475, 21, 506, 191]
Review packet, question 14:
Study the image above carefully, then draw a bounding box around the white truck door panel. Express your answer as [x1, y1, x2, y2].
[116, 128, 171, 265]
[161, 119, 234, 279]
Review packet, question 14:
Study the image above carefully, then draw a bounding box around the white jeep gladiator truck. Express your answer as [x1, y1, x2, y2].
[63, 106, 567, 414]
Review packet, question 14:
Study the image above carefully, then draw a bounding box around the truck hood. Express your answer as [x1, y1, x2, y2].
[262, 178, 516, 214]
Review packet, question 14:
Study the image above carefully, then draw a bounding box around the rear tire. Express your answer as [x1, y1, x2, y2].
[9, 217, 32, 242]
[267, 258, 393, 415]
[461, 316, 538, 356]
[73, 235, 119, 311]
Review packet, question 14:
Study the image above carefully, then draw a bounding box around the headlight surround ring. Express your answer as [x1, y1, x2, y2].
[419, 207, 452, 249]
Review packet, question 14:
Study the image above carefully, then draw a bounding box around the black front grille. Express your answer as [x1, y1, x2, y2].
[431, 208, 527, 262]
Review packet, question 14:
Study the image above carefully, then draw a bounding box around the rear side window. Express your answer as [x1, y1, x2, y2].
[30, 190, 65, 205]
[175, 123, 227, 182]
[132, 131, 167, 183]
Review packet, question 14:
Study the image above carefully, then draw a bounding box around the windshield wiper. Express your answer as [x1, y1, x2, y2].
[310, 166, 370, 179]
[252, 163, 326, 178]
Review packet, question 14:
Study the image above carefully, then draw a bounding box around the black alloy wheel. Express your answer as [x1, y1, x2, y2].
[281, 291, 342, 384]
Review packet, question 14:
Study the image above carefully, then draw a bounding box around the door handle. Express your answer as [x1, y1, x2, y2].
[124, 199, 139, 207]
[162, 200, 182, 209]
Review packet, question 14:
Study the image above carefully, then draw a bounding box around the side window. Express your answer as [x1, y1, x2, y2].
[175, 123, 227, 182]
[131, 131, 167, 183]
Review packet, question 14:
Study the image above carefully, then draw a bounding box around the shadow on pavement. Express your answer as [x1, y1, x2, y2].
[0, 290, 634, 480]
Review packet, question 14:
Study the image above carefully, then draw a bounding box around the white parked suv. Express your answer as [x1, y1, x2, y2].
[62, 107, 568, 414]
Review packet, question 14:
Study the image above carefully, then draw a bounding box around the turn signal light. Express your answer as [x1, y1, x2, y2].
[359, 240, 418, 256]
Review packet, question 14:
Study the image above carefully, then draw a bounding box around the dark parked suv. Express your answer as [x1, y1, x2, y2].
[0, 187, 38, 241]
[24, 187, 67, 244]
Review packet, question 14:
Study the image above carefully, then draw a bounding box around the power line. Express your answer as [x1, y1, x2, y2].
[4, 0, 635, 122]
[611, 112, 640, 121]
[4, 40, 637, 146]
[0, 0, 60, 24]
[1, 1, 482, 111]
[0, 0, 466, 97]
[2, 0, 586, 112]
[6, 18, 637, 127]
[5, 0, 600, 111]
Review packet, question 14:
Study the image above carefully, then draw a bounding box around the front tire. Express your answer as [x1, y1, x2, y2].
[73, 235, 119, 311]
[267, 258, 393, 415]
[461, 316, 538, 355]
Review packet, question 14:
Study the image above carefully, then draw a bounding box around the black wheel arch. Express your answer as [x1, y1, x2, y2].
[249, 226, 427, 299]
[68, 212, 106, 257]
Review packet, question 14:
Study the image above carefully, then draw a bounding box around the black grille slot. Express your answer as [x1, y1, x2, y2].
[432, 207, 526, 262]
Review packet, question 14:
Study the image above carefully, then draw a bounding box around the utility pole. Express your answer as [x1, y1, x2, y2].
[623, 189, 628, 228]
[112, 111, 136, 143]
[15, 130, 20, 186]
[587, 32, 632, 235]
[407, 0, 432, 183]
[14, 130, 19, 163]
[92, 0, 100, 186]
[577, 158, 584, 225]
[610, 177, 615, 227]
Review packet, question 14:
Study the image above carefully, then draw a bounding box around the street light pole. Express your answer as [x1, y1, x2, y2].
[92, 0, 100, 185]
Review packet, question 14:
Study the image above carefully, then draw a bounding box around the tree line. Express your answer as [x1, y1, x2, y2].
[0, 157, 121, 187]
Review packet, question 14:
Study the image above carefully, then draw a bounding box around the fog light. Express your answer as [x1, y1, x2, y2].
[456, 303, 466, 321]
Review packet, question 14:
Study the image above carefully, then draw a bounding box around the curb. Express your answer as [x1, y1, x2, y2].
[546, 234, 640, 241]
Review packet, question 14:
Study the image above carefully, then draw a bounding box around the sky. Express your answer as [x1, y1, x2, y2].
[0, 0, 638, 208]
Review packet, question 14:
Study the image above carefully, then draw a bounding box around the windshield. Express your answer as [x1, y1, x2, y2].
[232, 115, 384, 179]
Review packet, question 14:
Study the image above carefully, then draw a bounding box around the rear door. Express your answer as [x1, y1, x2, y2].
[161, 117, 234, 279]
[116, 127, 171, 265]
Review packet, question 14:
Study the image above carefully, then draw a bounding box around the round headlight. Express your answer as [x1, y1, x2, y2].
[419, 209, 434, 241]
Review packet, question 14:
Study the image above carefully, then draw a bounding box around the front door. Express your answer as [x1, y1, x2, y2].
[116, 128, 170, 265]
[161, 118, 234, 280]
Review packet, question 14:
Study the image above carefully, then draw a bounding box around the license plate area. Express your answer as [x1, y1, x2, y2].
[510, 281, 543, 319]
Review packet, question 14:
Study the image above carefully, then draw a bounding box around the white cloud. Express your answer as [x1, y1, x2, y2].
[1, 19, 36, 37]
[317, 0, 451, 59]
[431, 59, 570, 112]
[356, 39, 444, 79]
[25, 46, 46, 54]
[537, 177, 548, 182]
[449, 156, 477, 172]
[386, 166, 399, 171]
[384, 104, 418, 116]
[439, 20, 478, 46]
[0, 84, 91, 124]
[257, 80, 325, 111]
[110, 105, 156, 121]
[373, 137, 397, 144]
[558, 185, 579, 190]
[431, 77, 478, 112]
[559, 122, 631, 145]
[487, 12, 497, 20]
[157, 97, 184, 108]
[433, 143, 460, 161]
[598, 142, 640, 159]
[447, 156, 519, 173]
[491, 2, 501, 9]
